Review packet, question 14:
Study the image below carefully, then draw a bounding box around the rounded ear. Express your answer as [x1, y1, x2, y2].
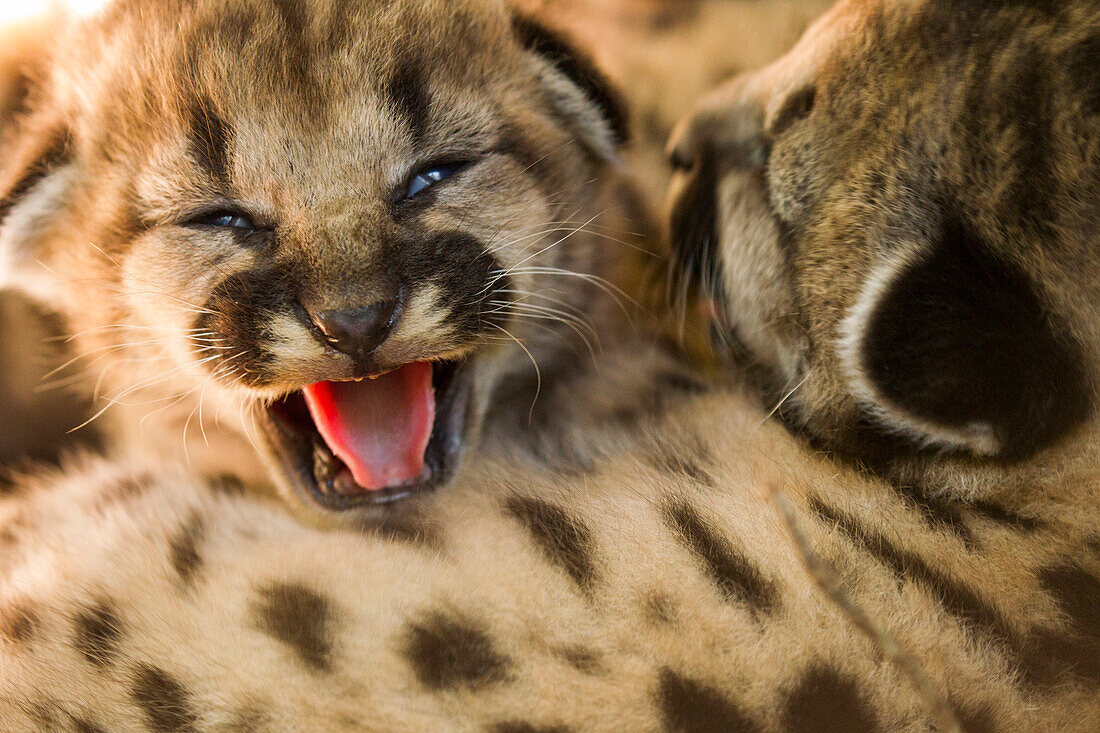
[0, 112, 74, 297]
[511, 12, 629, 162]
[838, 216, 1092, 460]
[0, 15, 74, 298]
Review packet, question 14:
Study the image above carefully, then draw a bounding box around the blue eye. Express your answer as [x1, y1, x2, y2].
[194, 211, 255, 229]
[406, 164, 458, 198]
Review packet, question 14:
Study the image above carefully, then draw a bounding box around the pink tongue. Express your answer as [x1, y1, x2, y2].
[301, 362, 435, 491]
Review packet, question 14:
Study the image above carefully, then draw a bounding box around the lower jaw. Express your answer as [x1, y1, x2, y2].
[257, 359, 474, 514]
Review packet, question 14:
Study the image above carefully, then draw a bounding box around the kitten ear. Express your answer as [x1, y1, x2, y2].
[839, 216, 1092, 460]
[0, 14, 75, 297]
[0, 113, 74, 296]
[511, 12, 629, 162]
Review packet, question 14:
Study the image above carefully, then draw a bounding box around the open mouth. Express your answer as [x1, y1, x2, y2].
[259, 359, 473, 510]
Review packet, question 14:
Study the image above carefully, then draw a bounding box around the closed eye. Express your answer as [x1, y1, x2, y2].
[405, 164, 461, 199]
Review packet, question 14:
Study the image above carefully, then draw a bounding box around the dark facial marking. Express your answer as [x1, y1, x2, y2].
[387, 230, 507, 341]
[130, 664, 199, 733]
[188, 98, 232, 183]
[780, 665, 881, 732]
[664, 502, 779, 615]
[510, 14, 629, 145]
[74, 602, 123, 668]
[504, 495, 598, 595]
[403, 611, 511, 690]
[656, 668, 760, 733]
[862, 217, 1091, 459]
[252, 583, 334, 673]
[169, 512, 205, 587]
[387, 55, 432, 145]
[1, 602, 38, 644]
[196, 267, 294, 386]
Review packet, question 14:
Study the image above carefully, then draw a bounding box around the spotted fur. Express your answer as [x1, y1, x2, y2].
[0, 0, 1098, 730]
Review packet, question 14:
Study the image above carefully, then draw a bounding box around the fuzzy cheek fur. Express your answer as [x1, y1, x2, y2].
[668, 0, 1098, 474]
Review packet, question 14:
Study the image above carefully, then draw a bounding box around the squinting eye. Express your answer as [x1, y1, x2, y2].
[406, 164, 458, 199]
[193, 211, 255, 230]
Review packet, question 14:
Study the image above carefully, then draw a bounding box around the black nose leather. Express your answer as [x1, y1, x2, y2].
[311, 298, 400, 361]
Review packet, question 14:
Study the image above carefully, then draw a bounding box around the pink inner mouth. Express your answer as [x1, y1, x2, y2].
[301, 362, 436, 491]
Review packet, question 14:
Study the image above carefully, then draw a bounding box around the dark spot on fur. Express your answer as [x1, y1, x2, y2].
[557, 645, 602, 675]
[810, 498, 1098, 686]
[504, 495, 597, 595]
[511, 13, 629, 145]
[862, 216, 1090, 460]
[169, 513, 205, 587]
[358, 509, 443, 550]
[970, 501, 1042, 532]
[651, 445, 713, 486]
[252, 583, 334, 673]
[657, 668, 759, 733]
[665, 502, 778, 614]
[953, 701, 1000, 733]
[73, 718, 108, 733]
[1018, 628, 1100, 685]
[403, 611, 511, 690]
[492, 724, 570, 733]
[74, 602, 122, 668]
[648, 2, 701, 32]
[130, 664, 198, 732]
[1038, 565, 1100, 637]
[207, 474, 246, 496]
[890, 484, 973, 546]
[655, 370, 710, 397]
[387, 55, 431, 145]
[781, 666, 881, 732]
[646, 593, 678, 626]
[188, 97, 233, 183]
[93, 473, 153, 509]
[1, 602, 38, 643]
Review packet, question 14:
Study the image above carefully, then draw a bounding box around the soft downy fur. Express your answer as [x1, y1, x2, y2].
[668, 0, 1100, 532]
[2, 0, 1100, 730]
[0, 0, 666, 526]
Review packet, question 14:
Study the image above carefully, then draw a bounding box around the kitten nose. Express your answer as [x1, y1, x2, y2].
[311, 297, 401, 361]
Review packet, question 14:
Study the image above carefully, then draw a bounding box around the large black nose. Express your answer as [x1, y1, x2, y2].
[310, 297, 401, 362]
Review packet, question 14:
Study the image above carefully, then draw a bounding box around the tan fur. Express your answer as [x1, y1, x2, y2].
[669, 0, 1100, 532]
[1, 379, 1097, 730]
[1, 0, 1099, 730]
